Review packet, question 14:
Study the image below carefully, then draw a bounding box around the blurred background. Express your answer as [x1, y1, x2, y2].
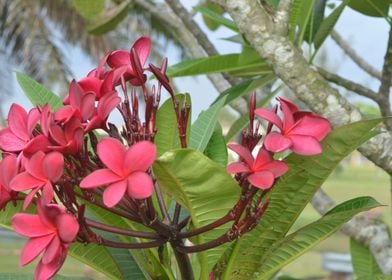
[0, 0, 390, 279]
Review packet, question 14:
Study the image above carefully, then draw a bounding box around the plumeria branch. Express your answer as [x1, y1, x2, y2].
[318, 67, 379, 100]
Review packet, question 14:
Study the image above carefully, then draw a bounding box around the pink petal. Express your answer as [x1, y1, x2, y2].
[80, 169, 122, 189]
[10, 172, 44, 191]
[227, 143, 254, 167]
[38, 202, 63, 229]
[127, 171, 154, 199]
[23, 188, 40, 210]
[23, 135, 52, 156]
[34, 249, 66, 280]
[103, 180, 127, 207]
[27, 108, 40, 136]
[54, 106, 75, 123]
[253, 148, 272, 170]
[279, 98, 295, 131]
[42, 235, 61, 264]
[42, 182, 54, 204]
[97, 138, 126, 175]
[43, 152, 64, 182]
[261, 160, 289, 177]
[289, 135, 322, 155]
[49, 124, 67, 146]
[254, 108, 283, 130]
[56, 213, 79, 243]
[132, 36, 151, 66]
[20, 234, 54, 266]
[8, 104, 29, 141]
[12, 214, 53, 237]
[226, 162, 250, 174]
[124, 141, 157, 173]
[97, 92, 121, 119]
[248, 171, 275, 189]
[0, 128, 26, 152]
[81, 92, 96, 121]
[289, 115, 331, 141]
[68, 80, 83, 109]
[263, 132, 292, 153]
[107, 50, 130, 68]
[278, 97, 298, 113]
[25, 151, 46, 180]
[78, 77, 102, 96]
[0, 154, 18, 188]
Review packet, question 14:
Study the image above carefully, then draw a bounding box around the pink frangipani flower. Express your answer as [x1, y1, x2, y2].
[80, 138, 156, 207]
[255, 97, 331, 155]
[227, 144, 288, 189]
[107, 36, 151, 86]
[0, 104, 50, 155]
[10, 151, 64, 209]
[12, 201, 79, 280]
[0, 154, 18, 209]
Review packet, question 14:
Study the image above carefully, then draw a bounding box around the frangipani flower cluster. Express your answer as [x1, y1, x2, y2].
[0, 37, 331, 279]
[0, 37, 158, 279]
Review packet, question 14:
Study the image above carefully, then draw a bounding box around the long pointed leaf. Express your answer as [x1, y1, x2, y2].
[256, 197, 381, 279]
[190, 97, 226, 152]
[314, 1, 347, 50]
[16, 72, 63, 110]
[167, 54, 270, 78]
[351, 238, 383, 279]
[194, 6, 238, 31]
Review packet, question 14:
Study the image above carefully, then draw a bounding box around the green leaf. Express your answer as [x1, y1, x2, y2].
[167, 54, 271, 78]
[314, 1, 347, 50]
[222, 118, 382, 279]
[153, 149, 241, 277]
[256, 197, 381, 279]
[155, 94, 191, 156]
[195, 4, 238, 31]
[68, 243, 123, 279]
[87, 1, 130, 35]
[204, 124, 228, 167]
[190, 96, 226, 152]
[348, 0, 390, 17]
[72, 0, 105, 19]
[304, 0, 326, 44]
[214, 75, 276, 106]
[289, 0, 315, 44]
[16, 72, 63, 110]
[351, 238, 383, 279]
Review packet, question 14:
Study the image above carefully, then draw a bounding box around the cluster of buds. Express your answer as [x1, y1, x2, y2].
[0, 37, 331, 280]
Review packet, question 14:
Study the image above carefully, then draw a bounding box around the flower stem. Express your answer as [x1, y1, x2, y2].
[171, 241, 194, 280]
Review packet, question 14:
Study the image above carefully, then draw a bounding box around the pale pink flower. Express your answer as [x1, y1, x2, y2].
[107, 36, 151, 86]
[12, 201, 79, 280]
[10, 151, 64, 209]
[227, 144, 288, 189]
[80, 138, 156, 207]
[255, 97, 331, 155]
[0, 104, 50, 155]
[0, 154, 18, 209]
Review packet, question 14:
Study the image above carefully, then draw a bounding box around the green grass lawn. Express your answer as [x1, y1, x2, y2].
[0, 163, 390, 279]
